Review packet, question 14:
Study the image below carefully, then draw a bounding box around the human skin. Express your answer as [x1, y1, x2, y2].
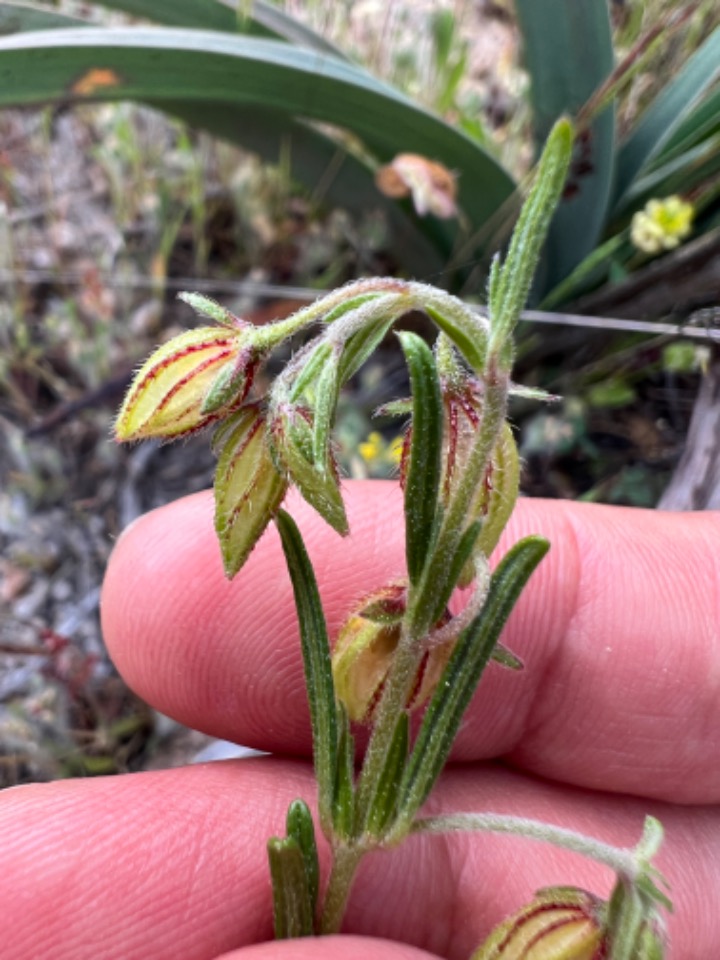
[0, 483, 718, 959]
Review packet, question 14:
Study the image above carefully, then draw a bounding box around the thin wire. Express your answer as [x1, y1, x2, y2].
[0, 267, 717, 342]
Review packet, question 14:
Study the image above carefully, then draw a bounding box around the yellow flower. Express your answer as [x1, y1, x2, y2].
[358, 431, 404, 471]
[630, 195, 694, 255]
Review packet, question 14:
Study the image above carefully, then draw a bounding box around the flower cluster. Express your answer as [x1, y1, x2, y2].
[630, 195, 694, 255]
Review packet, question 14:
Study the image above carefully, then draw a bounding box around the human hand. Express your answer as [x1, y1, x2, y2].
[1, 483, 718, 959]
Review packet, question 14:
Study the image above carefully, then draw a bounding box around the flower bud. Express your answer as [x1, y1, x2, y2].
[213, 405, 288, 578]
[270, 402, 348, 536]
[398, 371, 519, 582]
[115, 326, 254, 441]
[471, 887, 606, 960]
[332, 583, 453, 723]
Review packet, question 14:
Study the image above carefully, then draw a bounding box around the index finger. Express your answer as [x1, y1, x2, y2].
[102, 484, 720, 802]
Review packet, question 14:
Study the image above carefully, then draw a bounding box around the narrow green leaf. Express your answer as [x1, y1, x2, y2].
[424, 303, 487, 372]
[276, 510, 337, 830]
[289, 342, 333, 404]
[397, 332, 443, 585]
[489, 118, 573, 363]
[312, 346, 340, 470]
[336, 316, 396, 386]
[613, 26, 720, 210]
[332, 704, 356, 841]
[361, 711, 409, 839]
[178, 290, 238, 327]
[428, 519, 481, 625]
[267, 835, 315, 939]
[285, 799, 320, 913]
[201, 360, 247, 415]
[654, 85, 720, 165]
[515, 0, 615, 287]
[395, 536, 550, 826]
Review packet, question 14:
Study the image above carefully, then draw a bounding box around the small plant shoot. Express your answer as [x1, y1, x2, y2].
[116, 120, 670, 958]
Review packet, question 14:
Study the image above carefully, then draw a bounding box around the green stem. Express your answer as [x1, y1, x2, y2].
[411, 813, 639, 879]
[320, 845, 365, 934]
[353, 633, 423, 829]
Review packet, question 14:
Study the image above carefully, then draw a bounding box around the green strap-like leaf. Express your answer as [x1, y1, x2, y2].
[612, 26, 720, 211]
[427, 519, 481, 626]
[276, 510, 337, 831]
[489, 118, 574, 365]
[398, 332, 443, 586]
[267, 835, 315, 939]
[515, 0, 615, 288]
[332, 704, 356, 841]
[394, 536, 550, 828]
[0, 26, 516, 241]
[285, 799, 320, 913]
[361, 711, 409, 839]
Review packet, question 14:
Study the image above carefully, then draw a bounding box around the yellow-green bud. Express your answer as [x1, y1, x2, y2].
[115, 326, 252, 441]
[471, 887, 606, 960]
[332, 583, 453, 723]
[213, 405, 288, 578]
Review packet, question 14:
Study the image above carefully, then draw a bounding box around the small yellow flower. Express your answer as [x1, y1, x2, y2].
[631, 195, 694, 255]
[358, 431, 404, 471]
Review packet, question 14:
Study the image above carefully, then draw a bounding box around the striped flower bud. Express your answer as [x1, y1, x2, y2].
[332, 583, 453, 723]
[471, 887, 606, 960]
[213, 405, 288, 578]
[115, 326, 256, 441]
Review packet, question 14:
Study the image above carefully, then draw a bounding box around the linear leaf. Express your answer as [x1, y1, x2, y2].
[398, 331, 443, 585]
[489, 118, 574, 360]
[361, 711, 409, 838]
[613, 26, 720, 210]
[285, 799, 320, 915]
[0, 26, 515, 242]
[515, 0, 615, 288]
[651, 85, 720, 167]
[395, 536, 550, 826]
[276, 509, 337, 830]
[267, 836, 315, 939]
[332, 704, 356, 841]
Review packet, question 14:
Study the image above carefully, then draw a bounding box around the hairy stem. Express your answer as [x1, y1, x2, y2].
[412, 813, 639, 879]
[320, 845, 365, 934]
